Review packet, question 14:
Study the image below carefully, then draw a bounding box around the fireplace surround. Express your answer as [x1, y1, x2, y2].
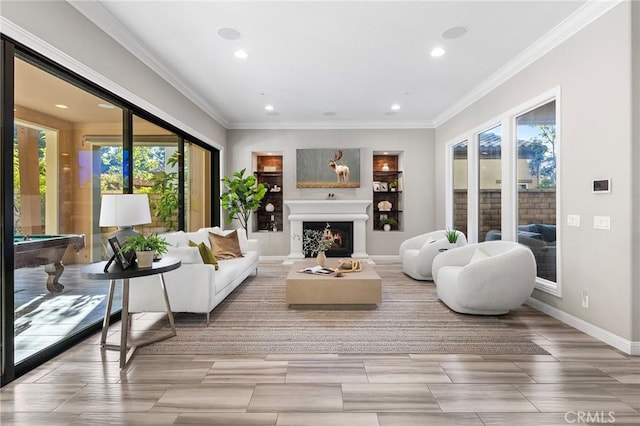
[285, 199, 371, 260]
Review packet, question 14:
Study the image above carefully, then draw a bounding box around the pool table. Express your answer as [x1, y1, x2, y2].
[14, 234, 86, 293]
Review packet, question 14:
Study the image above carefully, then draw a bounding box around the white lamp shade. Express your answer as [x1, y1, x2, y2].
[99, 194, 152, 227]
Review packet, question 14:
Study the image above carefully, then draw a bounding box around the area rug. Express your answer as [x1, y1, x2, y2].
[138, 263, 548, 355]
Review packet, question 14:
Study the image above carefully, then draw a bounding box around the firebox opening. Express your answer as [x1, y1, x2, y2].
[303, 221, 353, 258]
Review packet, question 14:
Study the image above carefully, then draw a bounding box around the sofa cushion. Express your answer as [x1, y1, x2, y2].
[536, 224, 556, 242]
[166, 246, 203, 264]
[189, 240, 219, 270]
[206, 227, 249, 254]
[186, 229, 211, 248]
[162, 231, 189, 247]
[209, 230, 243, 259]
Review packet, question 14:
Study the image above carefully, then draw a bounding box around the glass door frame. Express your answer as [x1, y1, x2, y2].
[1, 36, 220, 386]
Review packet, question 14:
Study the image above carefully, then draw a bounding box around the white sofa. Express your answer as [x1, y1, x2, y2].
[128, 227, 259, 324]
[432, 240, 536, 315]
[399, 230, 467, 281]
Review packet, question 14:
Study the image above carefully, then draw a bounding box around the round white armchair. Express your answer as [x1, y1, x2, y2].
[399, 230, 467, 281]
[432, 240, 536, 315]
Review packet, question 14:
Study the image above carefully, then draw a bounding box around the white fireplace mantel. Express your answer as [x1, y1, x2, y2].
[285, 199, 372, 260]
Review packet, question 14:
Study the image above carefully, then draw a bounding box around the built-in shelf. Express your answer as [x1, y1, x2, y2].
[373, 154, 403, 231]
[254, 155, 283, 233]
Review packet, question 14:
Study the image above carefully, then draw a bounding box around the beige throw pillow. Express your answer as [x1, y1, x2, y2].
[208, 230, 243, 259]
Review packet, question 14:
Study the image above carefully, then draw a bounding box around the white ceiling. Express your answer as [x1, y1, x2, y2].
[69, 1, 596, 129]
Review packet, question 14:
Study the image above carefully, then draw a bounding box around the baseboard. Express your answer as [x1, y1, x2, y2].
[526, 297, 639, 356]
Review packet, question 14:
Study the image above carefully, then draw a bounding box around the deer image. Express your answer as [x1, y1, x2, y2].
[329, 150, 350, 183]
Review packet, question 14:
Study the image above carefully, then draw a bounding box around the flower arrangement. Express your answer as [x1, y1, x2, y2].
[302, 223, 336, 257]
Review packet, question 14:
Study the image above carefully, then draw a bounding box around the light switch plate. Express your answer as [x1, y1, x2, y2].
[567, 214, 580, 227]
[593, 216, 611, 230]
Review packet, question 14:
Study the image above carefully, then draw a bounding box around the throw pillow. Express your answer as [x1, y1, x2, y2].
[208, 230, 243, 259]
[189, 240, 219, 270]
[166, 246, 203, 264]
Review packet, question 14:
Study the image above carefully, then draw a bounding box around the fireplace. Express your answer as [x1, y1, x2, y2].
[284, 199, 371, 260]
[303, 221, 353, 257]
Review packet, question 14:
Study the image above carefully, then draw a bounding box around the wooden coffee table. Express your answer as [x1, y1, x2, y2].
[286, 260, 382, 306]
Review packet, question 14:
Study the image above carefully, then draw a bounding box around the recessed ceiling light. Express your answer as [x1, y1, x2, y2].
[391, 104, 401, 111]
[234, 49, 248, 59]
[55, 104, 68, 109]
[217, 27, 241, 40]
[265, 105, 275, 111]
[442, 26, 468, 40]
[323, 111, 336, 116]
[431, 47, 446, 57]
[98, 103, 115, 109]
[383, 152, 389, 155]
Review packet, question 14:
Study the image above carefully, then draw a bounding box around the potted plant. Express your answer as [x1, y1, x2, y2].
[121, 234, 170, 268]
[445, 229, 459, 248]
[220, 168, 267, 239]
[389, 181, 398, 192]
[380, 217, 398, 232]
[302, 223, 336, 266]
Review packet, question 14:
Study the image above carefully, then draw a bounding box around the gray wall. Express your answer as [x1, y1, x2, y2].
[436, 2, 636, 341]
[227, 129, 435, 256]
[1, 0, 226, 149]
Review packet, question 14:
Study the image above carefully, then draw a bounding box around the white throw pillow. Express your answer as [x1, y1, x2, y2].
[186, 229, 211, 248]
[469, 248, 489, 264]
[166, 246, 204, 264]
[161, 231, 188, 248]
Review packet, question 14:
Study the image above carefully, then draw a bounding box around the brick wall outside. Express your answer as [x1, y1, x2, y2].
[454, 189, 556, 241]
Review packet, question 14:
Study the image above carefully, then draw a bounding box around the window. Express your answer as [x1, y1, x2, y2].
[516, 101, 557, 283]
[452, 141, 468, 237]
[478, 125, 502, 242]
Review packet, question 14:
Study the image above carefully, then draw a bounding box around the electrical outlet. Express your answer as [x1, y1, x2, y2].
[593, 216, 611, 230]
[567, 214, 580, 227]
[581, 291, 589, 308]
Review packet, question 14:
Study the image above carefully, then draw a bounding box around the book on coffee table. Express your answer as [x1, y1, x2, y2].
[298, 265, 334, 275]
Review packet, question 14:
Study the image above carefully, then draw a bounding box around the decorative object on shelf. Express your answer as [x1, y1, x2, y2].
[380, 217, 398, 232]
[265, 202, 275, 212]
[377, 200, 392, 211]
[120, 233, 170, 269]
[296, 148, 360, 188]
[389, 181, 398, 192]
[373, 181, 388, 192]
[263, 166, 277, 172]
[381, 163, 390, 172]
[221, 168, 267, 238]
[301, 223, 336, 258]
[269, 215, 278, 232]
[270, 184, 281, 192]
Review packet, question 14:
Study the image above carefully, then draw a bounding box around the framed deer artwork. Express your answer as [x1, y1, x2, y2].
[296, 148, 360, 188]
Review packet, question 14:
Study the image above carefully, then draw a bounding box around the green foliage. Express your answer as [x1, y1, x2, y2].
[445, 228, 459, 243]
[527, 124, 556, 188]
[379, 217, 398, 229]
[220, 168, 266, 238]
[150, 151, 179, 231]
[121, 233, 169, 254]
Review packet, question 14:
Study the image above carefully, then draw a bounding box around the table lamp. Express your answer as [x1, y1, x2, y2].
[99, 194, 152, 243]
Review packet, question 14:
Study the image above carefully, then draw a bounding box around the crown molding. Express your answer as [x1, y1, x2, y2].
[227, 119, 435, 130]
[1, 16, 224, 150]
[68, 0, 230, 128]
[432, 0, 623, 128]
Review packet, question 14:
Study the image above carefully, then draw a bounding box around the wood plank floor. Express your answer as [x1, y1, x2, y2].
[2, 264, 639, 425]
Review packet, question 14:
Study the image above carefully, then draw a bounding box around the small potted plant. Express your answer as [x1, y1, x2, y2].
[389, 181, 398, 192]
[445, 229, 459, 248]
[121, 234, 170, 268]
[380, 217, 398, 232]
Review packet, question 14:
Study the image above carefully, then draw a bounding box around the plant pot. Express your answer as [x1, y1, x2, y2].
[136, 250, 154, 269]
[383, 224, 391, 232]
[316, 251, 326, 267]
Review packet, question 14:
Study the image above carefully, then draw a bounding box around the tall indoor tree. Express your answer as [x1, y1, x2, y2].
[220, 168, 266, 238]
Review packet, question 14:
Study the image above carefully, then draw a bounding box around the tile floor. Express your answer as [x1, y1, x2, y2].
[1, 269, 639, 425]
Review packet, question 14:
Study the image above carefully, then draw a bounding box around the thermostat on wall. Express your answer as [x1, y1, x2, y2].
[592, 179, 611, 193]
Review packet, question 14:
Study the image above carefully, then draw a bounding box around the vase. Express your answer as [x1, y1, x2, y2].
[136, 250, 154, 269]
[383, 224, 391, 232]
[316, 250, 326, 267]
